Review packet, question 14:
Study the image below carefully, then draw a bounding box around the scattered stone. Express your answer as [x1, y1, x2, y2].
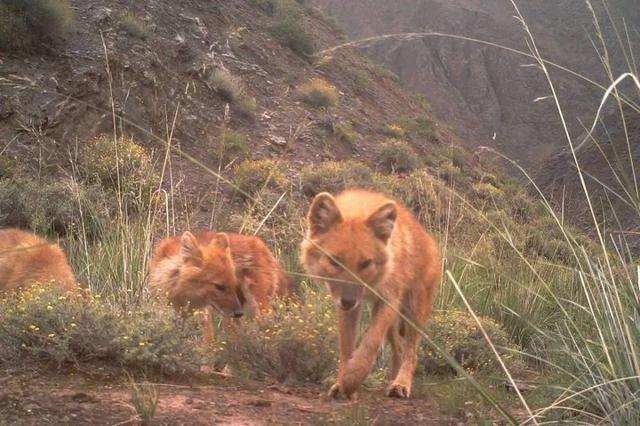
[249, 399, 272, 407]
[92, 7, 112, 25]
[70, 392, 97, 403]
[268, 135, 287, 148]
[503, 380, 532, 393]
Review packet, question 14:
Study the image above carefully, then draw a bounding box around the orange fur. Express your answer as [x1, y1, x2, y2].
[300, 189, 441, 398]
[0, 228, 77, 293]
[149, 231, 293, 343]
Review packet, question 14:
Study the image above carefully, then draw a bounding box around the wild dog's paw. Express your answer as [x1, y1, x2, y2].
[386, 382, 411, 398]
[328, 382, 356, 400]
[328, 382, 345, 399]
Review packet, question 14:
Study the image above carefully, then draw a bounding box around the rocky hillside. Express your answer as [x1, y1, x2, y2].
[0, 0, 461, 228]
[310, 0, 638, 170]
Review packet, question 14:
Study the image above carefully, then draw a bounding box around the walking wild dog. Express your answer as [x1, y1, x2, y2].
[300, 189, 440, 398]
[0, 228, 78, 293]
[149, 231, 293, 342]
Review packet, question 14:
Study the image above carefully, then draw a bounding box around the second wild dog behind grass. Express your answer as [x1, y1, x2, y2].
[149, 231, 294, 343]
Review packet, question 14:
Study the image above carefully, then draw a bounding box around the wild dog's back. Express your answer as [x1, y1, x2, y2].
[0, 228, 77, 292]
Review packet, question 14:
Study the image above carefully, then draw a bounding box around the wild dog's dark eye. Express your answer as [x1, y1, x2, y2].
[215, 284, 226, 292]
[358, 259, 372, 271]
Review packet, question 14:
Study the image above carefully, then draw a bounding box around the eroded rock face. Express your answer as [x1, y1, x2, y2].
[311, 0, 638, 170]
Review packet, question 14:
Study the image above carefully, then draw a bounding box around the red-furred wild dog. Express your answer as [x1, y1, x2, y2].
[300, 189, 440, 398]
[0, 228, 78, 293]
[149, 231, 293, 343]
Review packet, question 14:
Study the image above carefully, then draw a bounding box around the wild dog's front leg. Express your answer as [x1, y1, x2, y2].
[340, 302, 398, 397]
[328, 305, 361, 398]
[202, 306, 215, 345]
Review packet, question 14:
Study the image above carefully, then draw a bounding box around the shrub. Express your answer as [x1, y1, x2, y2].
[235, 95, 257, 118]
[388, 170, 443, 225]
[119, 12, 149, 39]
[216, 286, 337, 383]
[81, 134, 158, 205]
[399, 116, 438, 140]
[420, 311, 524, 376]
[0, 0, 73, 52]
[0, 156, 17, 179]
[376, 139, 419, 174]
[438, 160, 462, 184]
[232, 159, 288, 200]
[0, 177, 111, 237]
[271, 0, 316, 58]
[382, 124, 406, 139]
[333, 122, 358, 146]
[0, 284, 208, 375]
[300, 160, 383, 197]
[211, 68, 244, 103]
[298, 78, 338, 108]
[472, 182, 503, 202]
[217, 128, 249, 163]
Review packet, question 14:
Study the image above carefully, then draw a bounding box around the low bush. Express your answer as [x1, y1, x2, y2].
[0, 0, 74, 52]
[298, 78, 338, 108]
[216, 286, 337, 383]
[299, 160, 384, 197]
[212, 68, 244, 103]
[119, 12, 149, 39]
[382, 124, 406, 139]
[0, 177, 111, 237]
[217, 128, 249, 163]
[0, 285, 207, 375]
[232, 159, 289, 200]
[271, 0, 316, 58]
[399, 116, 438, 140]
[81, 135, 158, 208]
[376, 139, 419, 174]
[235, 95, 257, 118]
[420, 311, 524, 376]
[438, 160, 463, 184]
[333, 122, 358, 146]
[387, 170, 444, 226]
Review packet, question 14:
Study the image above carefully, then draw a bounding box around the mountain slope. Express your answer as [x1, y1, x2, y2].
[310, 0, 638, 170]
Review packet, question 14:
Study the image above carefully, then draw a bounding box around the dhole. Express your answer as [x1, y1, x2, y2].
[149, 231, 293, 342]
[300, 189, 440, 398]
[0, 228, 78, 293]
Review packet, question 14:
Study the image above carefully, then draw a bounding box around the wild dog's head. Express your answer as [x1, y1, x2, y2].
[300, 192, 396, 311]
[177, 231, 243, 317]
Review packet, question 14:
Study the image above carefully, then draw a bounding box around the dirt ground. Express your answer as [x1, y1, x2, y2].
[0, 368, 457, 425]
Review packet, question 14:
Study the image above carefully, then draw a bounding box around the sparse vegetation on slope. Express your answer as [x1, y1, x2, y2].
[0, 0, 73, 51]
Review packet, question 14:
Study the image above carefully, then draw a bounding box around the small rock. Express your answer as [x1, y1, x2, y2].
[268, 135, 287, 147]
[92, 7, 112, 25]
[249, 399, 272, 407]
[503, 380, 531, 392]
[71, 392, 96, 403]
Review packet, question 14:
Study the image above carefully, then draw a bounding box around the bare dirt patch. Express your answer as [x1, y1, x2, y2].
[0, 369, 453, 425]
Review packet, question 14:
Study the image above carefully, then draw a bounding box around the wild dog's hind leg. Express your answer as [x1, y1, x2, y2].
[387, 286, 435, 397]
[386, 319, 421, 398]
[386, 319, 404, 380]
[329, 305, 361, 398]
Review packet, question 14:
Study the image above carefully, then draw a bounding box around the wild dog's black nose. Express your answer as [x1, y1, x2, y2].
[233, 310, 244, 318]
[340, 298, 356, 310]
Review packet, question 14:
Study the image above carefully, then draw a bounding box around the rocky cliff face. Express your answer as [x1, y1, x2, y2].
[310, 0, 638, 170]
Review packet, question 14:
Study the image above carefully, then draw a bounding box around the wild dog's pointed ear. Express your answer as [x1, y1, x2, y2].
[181, 231, 203, 265]
[366, 202, 397, 243]
[210, 232, 230, 253]
[308, 192, 342, 237]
